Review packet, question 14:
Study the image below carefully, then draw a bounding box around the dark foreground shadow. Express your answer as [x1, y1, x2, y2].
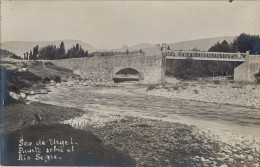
[1, 124, 136, 166]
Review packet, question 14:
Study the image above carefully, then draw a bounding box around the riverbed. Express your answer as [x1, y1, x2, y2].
[26, 83, 260, 166]
[27, 83, 260, 137]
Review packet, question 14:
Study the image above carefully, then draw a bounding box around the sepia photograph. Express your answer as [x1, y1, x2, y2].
[1, 0, 260, 166]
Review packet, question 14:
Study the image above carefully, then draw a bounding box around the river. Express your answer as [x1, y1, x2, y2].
[27, 83, 260, 138]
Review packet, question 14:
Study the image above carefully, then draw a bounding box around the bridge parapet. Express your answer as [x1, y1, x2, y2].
[166, 50, 246, 62]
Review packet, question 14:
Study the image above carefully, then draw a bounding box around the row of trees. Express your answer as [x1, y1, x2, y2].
[169, 59, 240, 80]
[24, 42, 90, 60]
[170, 33, 260, 79]
[208, 33, 260, 54]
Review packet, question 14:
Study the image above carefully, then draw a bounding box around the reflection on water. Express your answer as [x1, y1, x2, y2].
[30, 84, 260, 136]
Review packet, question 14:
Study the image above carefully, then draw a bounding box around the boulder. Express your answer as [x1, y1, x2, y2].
[73, 70, 83, 76]
[66, 81, 74, 87]
[36, 89, 48, 94]
[50, 80, 56, 85]
[56, 83, 61, 86]
[29, 90, 36, 95]
[20, 93, 27, 99]
[21, 68, 28, 71]
[9, 92, 20, 99]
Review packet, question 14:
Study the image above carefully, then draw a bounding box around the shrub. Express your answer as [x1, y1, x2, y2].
[146, 84, 157, 91]
[10, 54, 22, 59]
[213, 80, 220, 84]
[193, 90, 198, 94]
[255, 71, 260, 84]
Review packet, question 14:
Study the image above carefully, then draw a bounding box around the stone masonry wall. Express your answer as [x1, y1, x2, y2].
[51, 51, 165, 84]
[234, 55, 260, 83]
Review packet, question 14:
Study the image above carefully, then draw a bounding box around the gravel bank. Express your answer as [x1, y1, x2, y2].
[63, 112, 260, 167]
[132, 81, 260, 109]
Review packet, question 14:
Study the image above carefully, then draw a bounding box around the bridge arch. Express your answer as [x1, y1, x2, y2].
[113, 67, 144, 83]
[52, 51, 165, 84]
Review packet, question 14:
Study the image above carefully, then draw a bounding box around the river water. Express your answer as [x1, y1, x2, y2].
[28, 84, 260, 138]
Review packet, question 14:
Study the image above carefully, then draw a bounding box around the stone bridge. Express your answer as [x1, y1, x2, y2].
[52, 51, 166, 84]
[52, 49, 260, 84]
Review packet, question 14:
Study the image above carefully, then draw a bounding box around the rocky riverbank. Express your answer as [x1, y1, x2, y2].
[132, 79, 260, 109]
[63, 112, 260, 167]
[3, 59, 260, 166]
[1, 59, 118, 101]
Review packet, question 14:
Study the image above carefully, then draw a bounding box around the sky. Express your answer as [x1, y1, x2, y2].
[1, 1, 260, 49]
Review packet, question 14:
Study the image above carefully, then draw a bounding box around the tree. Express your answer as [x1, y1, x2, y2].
[231, 33, 250, 53]
[208, 41, 232, 52]
[84, 50, 89, 57]
[192, 47, 199, 51]
[56, 42, 66, 59]
[11, 54, 21, 59]
[66, 44, 86, 58]
[79, 45, 85, 57]
[29, 51, 33, 59]
[76, 43, 80, 51]
[32, 45, 39, 60]
[208, 61, 218, 77]
[222, 40, 228, 45]
[60, 42, 65, 52]
[174, 58, 206, 80]
[60, 41, 66, 57]
[38, 45, 57, 60]
[249, 35, 260, 55]
[27, 52, 31, 60]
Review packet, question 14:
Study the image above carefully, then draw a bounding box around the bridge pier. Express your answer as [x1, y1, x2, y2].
[234, 54, 260, 83]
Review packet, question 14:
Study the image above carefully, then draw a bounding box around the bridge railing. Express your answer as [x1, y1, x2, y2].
[165, 50, 247, 61]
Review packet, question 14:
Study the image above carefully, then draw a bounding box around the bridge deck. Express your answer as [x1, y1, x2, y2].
[166, 50, 246, 62]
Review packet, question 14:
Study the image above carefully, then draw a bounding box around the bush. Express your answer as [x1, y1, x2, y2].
[193, 90, 199, 94]
[255, 71, 260, 84]
[173, 59, 208, 80]
[146, 84, 157, 91]
[10, 54, 21, 59]
[213, 80, 220, 84]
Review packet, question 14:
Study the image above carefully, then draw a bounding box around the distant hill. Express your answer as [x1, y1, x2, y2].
[112, 43, 155, 52]
[166, 36, 236, 51]
[112, 36, 235, 52]
[1, 40, 96, 57]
